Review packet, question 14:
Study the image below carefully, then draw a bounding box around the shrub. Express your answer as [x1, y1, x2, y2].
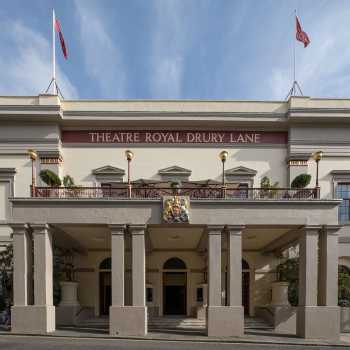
[276, 258, 299, 306]
[63, 175, 75, 187]
[291, 174, 311, 189]
[39, 169, 62, 187]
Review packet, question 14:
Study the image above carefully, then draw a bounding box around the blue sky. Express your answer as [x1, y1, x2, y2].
[0, 0, 349, 100]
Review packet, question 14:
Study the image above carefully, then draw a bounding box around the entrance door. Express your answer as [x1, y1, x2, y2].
[242, 259, 250, 315]
[242, 271, 250, 314]
[163, 272, 187, 315]
[99, 271, 111, 315]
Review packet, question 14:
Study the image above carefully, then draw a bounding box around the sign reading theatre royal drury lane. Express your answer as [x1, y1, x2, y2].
[61, 130, 288, 144]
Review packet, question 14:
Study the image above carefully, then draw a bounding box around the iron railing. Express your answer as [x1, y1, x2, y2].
[32, 186, 320, 200]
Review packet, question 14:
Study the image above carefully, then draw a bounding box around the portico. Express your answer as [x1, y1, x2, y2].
[9, 193, 342, 339]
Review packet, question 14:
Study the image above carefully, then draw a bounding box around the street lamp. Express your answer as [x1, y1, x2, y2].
[219, 150, 228, 197]
[125, 150, 134, 198]
[27, 149, 38, 197]
[312, 150, 323, 188]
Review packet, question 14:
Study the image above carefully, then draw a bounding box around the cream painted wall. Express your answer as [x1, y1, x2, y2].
[73, 247, 280, 317]
[0, 155, 32, 197]
[61, 147, 288, 187]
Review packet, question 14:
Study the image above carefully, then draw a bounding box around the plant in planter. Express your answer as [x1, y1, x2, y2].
[63, 175, 75, 187]
[260, 176, 279, 199]
[0, 243, 13, 312]
[39, 169, 62, 186]
[339, 265, 350, 307]
[291, 174, 312, 198]
[276, 258, 299, 306]
[171, 181, 181, 196]
[58, 249, 79, 308]
[291, 174, 311, 189]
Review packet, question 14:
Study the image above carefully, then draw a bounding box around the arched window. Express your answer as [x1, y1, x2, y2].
[163, 257, 187, 269]
[242, 259, 249, 270]
[99, 257, 111, 270]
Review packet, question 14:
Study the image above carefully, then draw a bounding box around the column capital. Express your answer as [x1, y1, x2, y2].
[30, 223, 51, 235]
[10, 223, 30, 235]
[226, 225, 245, 235]
[128, 224, 146, 235]
[109, 224, 126, 235]
[301, 225, 321, 236]
[206, 225, 224, 235]
[323, 225, 342, 236]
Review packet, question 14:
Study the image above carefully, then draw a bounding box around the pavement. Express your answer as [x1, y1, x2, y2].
[1, 326, 350, 348]
[0, 334, 350, 350]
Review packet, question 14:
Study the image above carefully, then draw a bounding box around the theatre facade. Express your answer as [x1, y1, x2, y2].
[1, 94, 350, 340]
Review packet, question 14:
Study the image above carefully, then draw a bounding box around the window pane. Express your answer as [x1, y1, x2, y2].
[336, 183, 350, 223]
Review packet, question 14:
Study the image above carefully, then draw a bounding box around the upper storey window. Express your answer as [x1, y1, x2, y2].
[336, 183, 350, 223]
[331, 171, 350, 224]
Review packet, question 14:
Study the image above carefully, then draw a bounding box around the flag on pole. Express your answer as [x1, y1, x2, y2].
[54, 13, 68, 59]
[296, 16, 310, 48]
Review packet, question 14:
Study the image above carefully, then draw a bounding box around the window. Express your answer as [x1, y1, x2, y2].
[146, 287, 153, 303]
[196, 287, 203, 302]
[163, 257, 187, 269]
[238, 183, 249, 199]
[336, 183, 350, 223]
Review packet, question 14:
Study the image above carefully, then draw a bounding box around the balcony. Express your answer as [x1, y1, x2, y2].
[31, 182, 320, 200]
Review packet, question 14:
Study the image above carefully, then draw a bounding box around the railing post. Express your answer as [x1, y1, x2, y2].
[222, 185, 226, 199]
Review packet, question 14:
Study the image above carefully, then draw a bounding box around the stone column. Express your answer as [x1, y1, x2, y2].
[317, 225, 340, 339]
[318, 226, 340, 306]
[109, 224, 147, 336]
[207, 225, 231, 336]
[11, 224, 33, 333]
[11, 224, 32, 307]
[109, 224, 126, 335]
[297, 225, 339, 340]
[226, 225, 244, 336]
[12, 223, 55, 334]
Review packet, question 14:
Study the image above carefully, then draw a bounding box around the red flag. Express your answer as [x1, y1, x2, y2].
[296, 16, 310, 48]
[54, 18, 68, 59]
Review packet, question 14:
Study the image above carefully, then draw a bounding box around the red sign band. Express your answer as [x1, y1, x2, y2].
[62, 130, 288, 145]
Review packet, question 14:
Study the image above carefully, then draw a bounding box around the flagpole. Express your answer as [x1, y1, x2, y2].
[52, 9, 57, 95]
[293, 9, 296, 85]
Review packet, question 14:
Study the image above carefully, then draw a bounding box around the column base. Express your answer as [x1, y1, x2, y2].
[297, 306, 339, 340]
[109, 306, 147, 336]
[11, 305, 55, 334]
[207, 306, 244, 337]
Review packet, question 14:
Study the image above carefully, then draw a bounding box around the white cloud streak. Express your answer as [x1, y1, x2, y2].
[0, 20, 77, 98]
[74, 1, 126, 98]
[149, 1, 191, 99]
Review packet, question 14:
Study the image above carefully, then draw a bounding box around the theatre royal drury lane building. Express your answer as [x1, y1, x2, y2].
[1, 93, 350, 341]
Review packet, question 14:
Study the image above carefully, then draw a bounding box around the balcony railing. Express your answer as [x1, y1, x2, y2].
[32, 186, 320, 200]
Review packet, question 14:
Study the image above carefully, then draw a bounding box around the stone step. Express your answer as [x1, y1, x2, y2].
[78, 316, 272, 331]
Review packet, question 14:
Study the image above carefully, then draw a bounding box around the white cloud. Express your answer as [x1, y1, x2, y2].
[149, 1, 191, 99]
[74, 1, 126, 98]
[0, 20, 77, 98]
[269, 5, 350, 99]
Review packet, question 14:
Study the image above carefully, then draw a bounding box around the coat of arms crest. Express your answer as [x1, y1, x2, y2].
[163, 196, 190, 223]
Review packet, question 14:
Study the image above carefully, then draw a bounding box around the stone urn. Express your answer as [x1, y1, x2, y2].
[271, 281, 290, 306]
[59, 281, 79, 306]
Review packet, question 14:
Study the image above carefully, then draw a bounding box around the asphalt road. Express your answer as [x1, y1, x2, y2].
[0, 335, 349, 350]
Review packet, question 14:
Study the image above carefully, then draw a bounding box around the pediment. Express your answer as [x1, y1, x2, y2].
[92, 165, 125, 176]
[158, 165, 192, 176]
[225, 166, 257, 176]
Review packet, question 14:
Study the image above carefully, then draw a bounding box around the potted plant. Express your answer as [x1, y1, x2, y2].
[58, 249, 79, 307]
[275, 258, 299, 306]
[291, 174, 312, 198]
[339, 266, 350, 332]
[39, 169, 62, 197]
[260, 176, 279, 199]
